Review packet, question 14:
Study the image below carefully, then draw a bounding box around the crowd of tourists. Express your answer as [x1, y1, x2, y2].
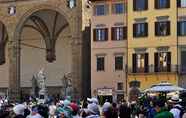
[0, 94, 186, 118]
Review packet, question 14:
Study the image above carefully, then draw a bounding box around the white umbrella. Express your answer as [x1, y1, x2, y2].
[144, 82, 186, 93]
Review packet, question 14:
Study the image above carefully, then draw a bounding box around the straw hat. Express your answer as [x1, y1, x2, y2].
[168, 95, 182, 103]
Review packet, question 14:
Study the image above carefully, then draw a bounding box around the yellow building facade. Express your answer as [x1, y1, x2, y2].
[127, 0, 178, 91]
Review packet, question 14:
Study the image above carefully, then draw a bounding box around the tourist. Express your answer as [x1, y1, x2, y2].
[119, 101, 131, 118]
[70, 102, 80, 118]
[154, 99, 173, 118]
[169, 95, 184, 118]
[111, 102, 118, 118]
[102, 102, 112, 118]
[13, 104, 26, 118]
[49, 102, 57, 118]
[147, 101, 157, 118]
[26, 106, 43, 118]
[85, 103, 100, 118]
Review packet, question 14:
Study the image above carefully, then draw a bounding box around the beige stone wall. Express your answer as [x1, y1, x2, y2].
[20, 26, 72, 88]
[91, 1, 127, 99]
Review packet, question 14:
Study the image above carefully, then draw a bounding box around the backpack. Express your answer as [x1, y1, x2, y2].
[173, 106, 185, 118]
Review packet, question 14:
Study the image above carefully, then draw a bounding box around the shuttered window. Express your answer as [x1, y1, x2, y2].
[155, 21, 170, 36]
[132, 53, 149, 73]
[112, 27, 127, 40]
[94, 4, 108, 16]
[177, 21, 186, 36]
[155, 0, 170, 9]
[93, 28, 108, 41]
[132, 54, 137, 73]
[133, 0, 148, 11]
[112, 3, 125, 14]
[115, 55, 123, 70]
[154, 52, 171, 72]
[133, 23, 148, 37]
[97, 56, 105, 71]
[181, 51, 186, 72]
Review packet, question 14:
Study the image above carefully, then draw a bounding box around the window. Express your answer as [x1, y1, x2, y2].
[97, 56, 105, 71]
[155, 0, 170, 9]
[154, 52, 171, 72]
[117, 82, 124, 90]
[112, 27, 127, 40]
[67, 0, 76, 9]
[132, 53, 148, 73]
[94, 4, 107, 16]
[155, 21, 170, 36]
[181, 51, 186, 73]
[133, 0, 148, 11]
[178, 21, 186, 36]
[93, 28, 108, 41]
[115, 55, 123, 70]
[133, 23, 148, 37]
[113, 3, 125, 14]
[177, 0, 186, 7]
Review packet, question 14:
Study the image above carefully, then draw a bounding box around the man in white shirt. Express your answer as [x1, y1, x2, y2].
[49, 102, 57, 118]
[169, 95, 183, 118]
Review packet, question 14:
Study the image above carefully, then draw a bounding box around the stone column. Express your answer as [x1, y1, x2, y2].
[8, 30, 21, 102]
[71, 37, 83, 99]
[70, 5, 83, 98]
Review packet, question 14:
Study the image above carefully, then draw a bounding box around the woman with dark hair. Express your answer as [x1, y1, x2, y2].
[119, 102, 131, 118]
[112, 103, 118, 118]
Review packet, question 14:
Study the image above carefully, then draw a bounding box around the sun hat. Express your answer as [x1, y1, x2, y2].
[13, 104, 26, 115]
[168, 95, 182, 103]
[87, 103, 100, 115]
[102, 102, 112, 112]
[87, 97, 99, 105]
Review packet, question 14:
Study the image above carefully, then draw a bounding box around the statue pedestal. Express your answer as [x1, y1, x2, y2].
[38, 88, 47, 104]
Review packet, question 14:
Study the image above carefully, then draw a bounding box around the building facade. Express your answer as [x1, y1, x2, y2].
[127, 0, 186, 91]
[90, 0, 127, 102]
[178, 0, 186, 88]
[0, 0, 90, 100]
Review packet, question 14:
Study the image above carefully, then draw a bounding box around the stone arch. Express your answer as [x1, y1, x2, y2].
[9, 5, 78, 99]
[14, 4, 72, 39]
[14, 5, 73, 63]
[0, 21, 8, 65]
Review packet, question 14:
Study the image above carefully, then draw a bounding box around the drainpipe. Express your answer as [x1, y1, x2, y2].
[176, 1, 179, 86]
[125, 0, 128, 100]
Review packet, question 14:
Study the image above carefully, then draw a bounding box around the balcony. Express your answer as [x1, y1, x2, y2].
[128, 65, 178, 75]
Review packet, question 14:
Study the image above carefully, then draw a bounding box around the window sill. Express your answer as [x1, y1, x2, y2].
[93, 40, 108, 42]
[133, 36, 148, 38]
[96, 70, 105, 72]
[154, 7, 170, 10]
[133, 9, 148, 12]
[112, 13, 126, 15]
[178, 35, 186, 37]
[155, 35, 170, 37]
[112, 39, 127, 41]
[115, 70, 124, 72]
[94, 14, 107, 17]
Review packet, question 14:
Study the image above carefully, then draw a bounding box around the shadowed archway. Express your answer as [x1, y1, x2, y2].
[22, 9, 70, 63]
[10, 9, 76, 100]
[0, 22, 8, 65]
